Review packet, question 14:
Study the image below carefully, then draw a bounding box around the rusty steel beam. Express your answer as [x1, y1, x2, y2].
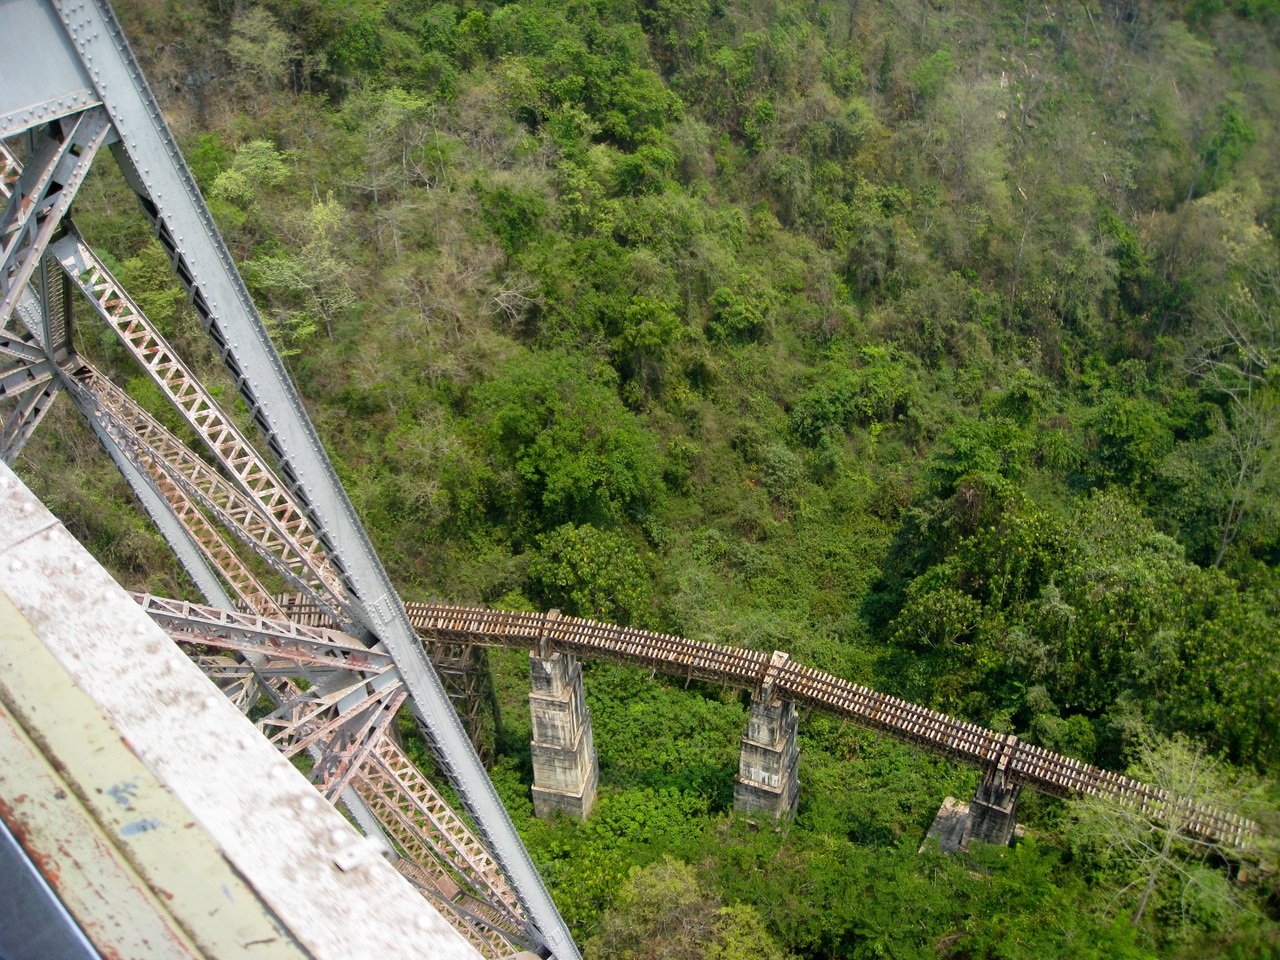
[355, 736, 529, 937]
[49, 230, 348, 605]
[67, 362, 345, 616]
[137, 592, 534, 950]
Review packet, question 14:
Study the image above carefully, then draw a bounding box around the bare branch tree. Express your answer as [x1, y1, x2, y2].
[1068, 730, 1271, 929]
[1189, 259, 1280, 565]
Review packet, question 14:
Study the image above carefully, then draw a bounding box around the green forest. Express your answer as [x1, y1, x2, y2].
[16, 0, 1280, 953]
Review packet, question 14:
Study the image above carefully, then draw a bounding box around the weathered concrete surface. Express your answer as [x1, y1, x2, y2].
[733, 696, 799, 819]
[0, 461, 481, 960]
[968, 774, 1022, 847]
[923, 777, 1024, 854]
[529, 652, 597, 819]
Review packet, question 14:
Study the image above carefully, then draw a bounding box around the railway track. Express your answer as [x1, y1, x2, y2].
[271, 596, 1261, 851]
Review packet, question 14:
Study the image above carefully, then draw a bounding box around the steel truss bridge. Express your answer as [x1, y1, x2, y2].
[0, 1, 1261, 958]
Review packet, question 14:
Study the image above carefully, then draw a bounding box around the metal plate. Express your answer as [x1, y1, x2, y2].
[0, 0, 96, 139]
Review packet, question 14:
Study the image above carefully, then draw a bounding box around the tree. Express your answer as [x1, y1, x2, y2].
[1191, 261, 1280, 565]
[1067, 730, 1264, 932]
[478, 182, 549, 261]
[528, 523, 651, 623]
[584, 857, 720, 960]
[1189, 99, 1257, 201]
[584, 857, 790, 960]
[471, 351, 663, 530]
[225, 8, 298, 106]
[245, 194, 355, 347]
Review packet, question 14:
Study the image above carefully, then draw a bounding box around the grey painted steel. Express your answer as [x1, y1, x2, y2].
[0, 107, 111, 327]
[59, 368, 237, 610]
[0, 291, 60, 464]
[0, 379, 60, 464]
[34, 2, 578, 953]
[0, 329, 51, 363]
[0, 356, 55, 398]
[0, 0, 98, 139]
[341, 785, 397, 856]
[36, 252, 73, 361]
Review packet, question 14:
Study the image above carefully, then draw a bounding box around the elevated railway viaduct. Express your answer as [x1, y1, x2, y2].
[0, 1, 1264, 956]
[169, 592, 1262, 852]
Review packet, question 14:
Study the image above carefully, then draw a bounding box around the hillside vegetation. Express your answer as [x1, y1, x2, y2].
[17, 0, 1280, 953]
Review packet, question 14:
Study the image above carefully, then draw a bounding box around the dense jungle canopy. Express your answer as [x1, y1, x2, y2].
[16, 0, 1280, 954]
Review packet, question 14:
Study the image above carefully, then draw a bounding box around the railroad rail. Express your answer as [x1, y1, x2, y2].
[275, 595, 1262, 851]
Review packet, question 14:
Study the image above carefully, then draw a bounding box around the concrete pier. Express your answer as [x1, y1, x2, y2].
[528, 651, 597, 820]
[733, 690, 800, 819]
[924, 772, 1022, 853]
[967, 772, 1021, 846]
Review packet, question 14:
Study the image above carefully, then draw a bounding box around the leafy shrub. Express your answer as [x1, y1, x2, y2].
[528, 523, 651, 623]
[705, 273, 778, 342]
[478, 182, 549, 258]
[789, 346, 912, 445]
[472, 350, 663, 529]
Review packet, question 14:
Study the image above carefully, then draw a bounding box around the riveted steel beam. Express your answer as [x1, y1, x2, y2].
[0, 378, 59, 465]
[0, 108, 111, 329]
[33, 3, 580, 951]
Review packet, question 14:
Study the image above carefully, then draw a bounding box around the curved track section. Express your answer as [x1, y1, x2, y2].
[274, 596, 1261, 851]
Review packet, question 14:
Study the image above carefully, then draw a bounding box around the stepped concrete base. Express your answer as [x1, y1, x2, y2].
[924, 777, 1023, 853]
[968, 775, 1021, 846]
[529, 651, 597, 820]
[733, 695, 799, 819]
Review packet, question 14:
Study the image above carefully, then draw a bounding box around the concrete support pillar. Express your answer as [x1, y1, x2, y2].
[967, 772, 1021, 847]
[733, 693, 800, 819]
[924, 771, 1022, 853]
[528, 651, 597, 820]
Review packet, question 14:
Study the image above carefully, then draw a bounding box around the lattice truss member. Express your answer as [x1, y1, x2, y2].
[0, 115, 536, 960]
[0, 111, 541, 960]
[138, 594, 532, 958]
[0, 4, 576, 958]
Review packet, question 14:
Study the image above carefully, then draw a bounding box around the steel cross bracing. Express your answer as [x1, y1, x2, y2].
[0, 108, 111, 333]
[21, 259, 514, 936]
[54, 358, 287, 614]
[0, 377, 59, 463]
[275, 595, 1264, 852]
[134, 593, 533, 958]
[65, 362, 344, 612]
[0, 143, 64, 464]
[49, 229, 351, 615]
[355, 739, 528, 957]
[0, 1, 579, 955]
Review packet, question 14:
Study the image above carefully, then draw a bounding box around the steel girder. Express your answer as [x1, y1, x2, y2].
[0, 1, 580, 955]
[137, 593, 534, 958]
[65, 362, 339, 611]
[0, 108, 111, 332]
[51, 12, 574, 949]
[0, 378, 59, 464]
[50, 230, 351, 614]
